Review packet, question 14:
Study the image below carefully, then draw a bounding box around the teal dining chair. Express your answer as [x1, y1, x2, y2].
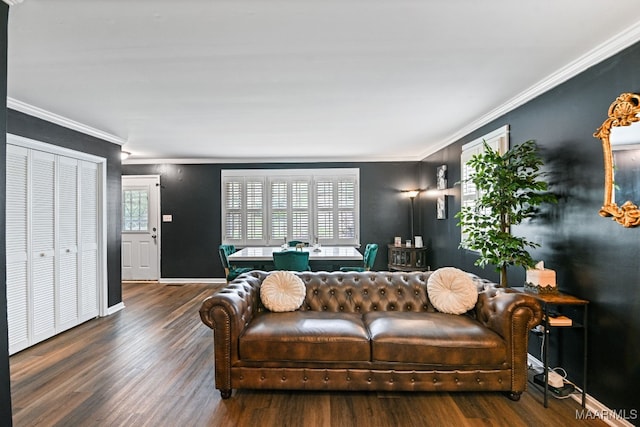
[272, 250, 311, 271]
[340, 243, 378, 272]
[219, 244, 253, 282]
[287, 240, 308, 247]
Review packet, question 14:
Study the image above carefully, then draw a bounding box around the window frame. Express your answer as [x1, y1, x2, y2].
[221, 168, 360, 247]
[122, 186, 150, 233]
[460, 125, 509, 247]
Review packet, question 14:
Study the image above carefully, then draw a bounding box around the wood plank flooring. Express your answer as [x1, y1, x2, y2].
[10, 282, 606, 427]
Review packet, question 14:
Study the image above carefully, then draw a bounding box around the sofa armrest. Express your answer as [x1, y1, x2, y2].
[199, 272, 262, 327]
[475, 286, 542, 393]
[199, 271, 266, 392]
[475, 286, 543, 340]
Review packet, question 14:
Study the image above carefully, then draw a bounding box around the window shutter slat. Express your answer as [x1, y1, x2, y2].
[292, 181, 309, 209]
[316, 181, 333, 209]
[226, 181, 242, 210]
[338, 181, 355, 208]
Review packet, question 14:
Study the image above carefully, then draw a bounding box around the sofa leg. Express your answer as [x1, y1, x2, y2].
[506, 391, 522, 401]
[220, 389, 232, 399]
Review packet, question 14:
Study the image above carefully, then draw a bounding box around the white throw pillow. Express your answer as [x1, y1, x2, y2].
[260, 271, 306, 312]
[427, 267, 478, 315]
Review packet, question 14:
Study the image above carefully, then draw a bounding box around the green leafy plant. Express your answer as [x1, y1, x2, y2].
[455, 139, 556, 287]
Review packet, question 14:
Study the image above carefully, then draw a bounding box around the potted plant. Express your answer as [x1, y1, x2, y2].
[455, 139, 556, 287]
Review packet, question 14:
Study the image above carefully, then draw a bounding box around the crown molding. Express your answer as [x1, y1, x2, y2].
[7, 97, 126, 145]
[418, 19, 640, 160]
[122, 154, 422, 165]
[3, 0, 24, 5]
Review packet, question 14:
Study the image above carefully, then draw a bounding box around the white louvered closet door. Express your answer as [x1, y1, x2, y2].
[58, 156, 79, 330]
[30, 150, 57, 343]
[6, 145, 29, 354]
[79, 161, 99, 321]
[6, 137, 104, 355]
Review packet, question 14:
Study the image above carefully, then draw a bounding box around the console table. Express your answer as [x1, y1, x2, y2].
[513, 287, 588, 408]
[387, 244, 428, 271]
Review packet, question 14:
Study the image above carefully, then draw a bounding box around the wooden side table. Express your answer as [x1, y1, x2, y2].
[513, 287, 589, 408]
[387, 244, 428, 271]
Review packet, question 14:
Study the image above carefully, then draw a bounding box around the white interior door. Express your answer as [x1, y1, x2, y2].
[122, 175, 160, 281]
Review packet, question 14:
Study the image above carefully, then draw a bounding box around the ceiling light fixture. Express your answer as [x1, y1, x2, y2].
[120, 151, 131, 160]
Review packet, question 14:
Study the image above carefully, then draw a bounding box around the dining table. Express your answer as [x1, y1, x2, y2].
[227, 245, 364, 271]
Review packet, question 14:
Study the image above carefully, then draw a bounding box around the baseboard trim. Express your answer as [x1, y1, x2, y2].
[159, 278, 227, 284]
[105, 302, 125, 316]
[527, 354, 635, 427]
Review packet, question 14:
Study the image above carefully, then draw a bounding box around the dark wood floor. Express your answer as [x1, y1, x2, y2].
[10, 282, 606, 427]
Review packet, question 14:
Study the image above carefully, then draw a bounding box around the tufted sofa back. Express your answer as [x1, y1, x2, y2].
[239, 270, 494, 315]
[297, 270, 436, 313]
[241, 270, 441, 314]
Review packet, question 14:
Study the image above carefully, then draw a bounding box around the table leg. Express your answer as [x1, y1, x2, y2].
[582, 304, 588, 408]
[544, 304, 550, 408]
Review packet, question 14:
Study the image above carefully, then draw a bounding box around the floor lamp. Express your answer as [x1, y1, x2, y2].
[404, 190, 419, 244]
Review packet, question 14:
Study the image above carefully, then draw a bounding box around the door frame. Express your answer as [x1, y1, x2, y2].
[121, 175, 161, 281]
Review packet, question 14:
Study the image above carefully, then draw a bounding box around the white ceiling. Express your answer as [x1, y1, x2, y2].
[7, 1, 640, 163]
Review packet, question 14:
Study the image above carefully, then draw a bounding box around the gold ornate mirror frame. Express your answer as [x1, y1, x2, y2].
[594, 92, 640, 227]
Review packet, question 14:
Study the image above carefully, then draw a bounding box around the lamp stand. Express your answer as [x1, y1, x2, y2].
[410, 196, 415, 244]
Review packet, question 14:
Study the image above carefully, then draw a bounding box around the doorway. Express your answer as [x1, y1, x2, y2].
[122, 175, 160, 281]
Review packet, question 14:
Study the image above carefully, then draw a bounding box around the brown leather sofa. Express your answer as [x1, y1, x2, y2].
[199, 270, 542, 400]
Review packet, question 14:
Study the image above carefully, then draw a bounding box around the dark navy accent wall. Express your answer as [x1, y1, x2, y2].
[1, 4, 12, 425]
[7, 110, 123, 307]
[122, 162, 421, 278]
[420, 41, 640, 411]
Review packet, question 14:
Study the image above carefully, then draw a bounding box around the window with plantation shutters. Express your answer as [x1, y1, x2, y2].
[291, 180, 310, 241]
[224, 181, 242, 241]
[460, 125, 509, 245]
[338, 179, 356, 239]
[271, 181, 288, 241]
[269, 179, 311, 243]
[222, 169, 359, 246]
[245, 180, 264, 241]
[315, 180, 333, 240]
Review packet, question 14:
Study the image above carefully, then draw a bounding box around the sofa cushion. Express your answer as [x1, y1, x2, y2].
[427, 267, 478, 314]
[240, 312, 371, 362]
[364, 312, 507, 366]
[260, 271, 306, 312]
